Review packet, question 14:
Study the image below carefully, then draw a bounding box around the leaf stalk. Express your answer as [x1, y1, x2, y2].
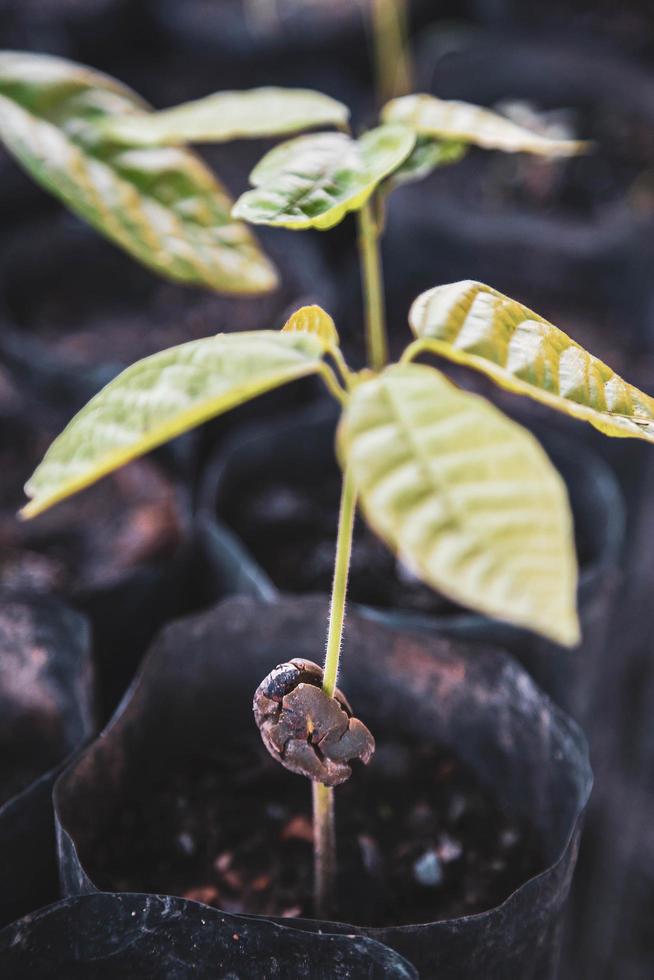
[318, 363, 348, 405]
[399, 338, 428, 364]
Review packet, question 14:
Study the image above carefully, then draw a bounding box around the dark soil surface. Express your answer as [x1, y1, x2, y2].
[429, 99, 654, 222]
[2, 232, 271, 373]
[223, 463, 592, 620]
[1, 217, 330, 374]
[90, 734, 544, 926]
[0, 758, 53, 806]
[224, 472, 460, 618]
[507, 1, 654, 60]
[0, 415, 181, 594]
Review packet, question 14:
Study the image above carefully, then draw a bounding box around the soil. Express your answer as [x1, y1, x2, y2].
[1, 217, 330, 375]
[2, 229, 258, 373]
[430, 110, 654, 218]
[428, 100, 654, 222]
[0, 414, 182, 594]
[509, 2, 654, 60]
[223, 464, 592, 621]
[0, 740, 64, 805]
[90, 733, 544, 926]
[224, 471, 460, 617]
[0, 758, 55, 806]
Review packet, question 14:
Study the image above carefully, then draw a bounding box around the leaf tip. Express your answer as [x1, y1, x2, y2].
[552, 612, 582, 649]
[18, 499, 40, 521]
[257, 258, 280, 292]
[281, 305, 339, 349]
[231, 198, 246, 221]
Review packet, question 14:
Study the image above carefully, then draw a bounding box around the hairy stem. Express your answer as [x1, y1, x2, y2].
[323, 466, 357, 698]
[371, 0, 412, 105]
[312, 781, 336, 918]
[358, 199, 388, 372]
[312, 466, 357, 918]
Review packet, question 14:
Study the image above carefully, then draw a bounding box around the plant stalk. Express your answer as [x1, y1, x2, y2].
[371, 0, 412, 105]
[357, 199, 388, 372]
[313, 466, 357, 918]
[312, 781, 336, 919]
[322, 466, 357, 699]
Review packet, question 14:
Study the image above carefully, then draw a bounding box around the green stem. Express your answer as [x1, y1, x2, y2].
[323, 466, 357, 698]
[357, 199, 388, 372]
[318, 362, 348, 406]
[312, 466, 357, 918]
[371, 0, 412, 105]
[312, 781, 335, 918]
[330, 346, 355, 392]
[399, 338, 428, 364]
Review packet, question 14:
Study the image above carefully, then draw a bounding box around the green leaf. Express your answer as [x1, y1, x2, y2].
[0, 51, 277, 294]
[100, 87, 350, 146]
[385, 135, 467, 189]
[22, 331, 326, 518]
[409, 280, 654, 443]
[232, 125, 415, 230]
[382, 94, 587, 156]
[338, 363, 579, 646]
[282, 304, 339, 349]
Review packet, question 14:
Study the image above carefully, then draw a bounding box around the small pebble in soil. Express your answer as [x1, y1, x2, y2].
[501, 827, 520, 850]
[448, 793, 467, 822]
[177, 832, 196, 856]
[214, 852, 232, 874]
[358, 834, 383, 878]
[281, 906, 302, 918]
[282, 815, 314, 843]
[413, 849, 444, 888]
[437, 834, 464, 864]
[184, 886, 219, 904]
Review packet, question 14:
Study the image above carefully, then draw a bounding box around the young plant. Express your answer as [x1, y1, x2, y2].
[14, 48, 631, 920]
[21, 286, 654, 915]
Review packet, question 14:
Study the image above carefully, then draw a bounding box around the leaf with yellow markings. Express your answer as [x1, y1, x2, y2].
[232, 125, 415, 230]
[338, 363, 580, 646]
[101, 87, 349, 145]
[382, 94, 587, 156]
[22, 332, 326, 519]
[0, 51, 276, 294]
[409, 280, 654, 442]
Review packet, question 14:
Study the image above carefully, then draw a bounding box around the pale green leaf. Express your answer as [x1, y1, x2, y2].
[382, 94, 587, 156]
[232, 125, 415, 230]
[100, 87, 350, 146]
[0, 51, 277, 294]
[22, 331, 326, 518]
[385, 136, 467, 189]
[282, 304, 339, 349]
[338, 363, 579, 646]
[409, 280, 654, 443]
